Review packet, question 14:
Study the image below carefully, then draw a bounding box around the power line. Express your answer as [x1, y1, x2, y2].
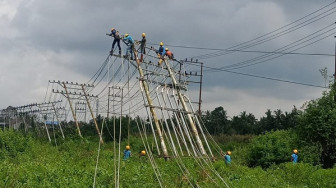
[183, 60, 326, 89]
[147, 42, 334, 57]
[189, 2, 336, 60]
[214, 25, 336, 71]
[209, 68, 326, 89]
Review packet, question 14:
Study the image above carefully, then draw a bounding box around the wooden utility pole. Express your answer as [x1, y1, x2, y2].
[132, 48, 169, 158]
[82, 84, 103, 144]
[63, 83, 83, 138]
[163, 59, 206, 155]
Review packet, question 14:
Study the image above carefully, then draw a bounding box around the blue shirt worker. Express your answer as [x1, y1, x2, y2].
[156, 42, 166, 65]
[122, 33, 135, 60]
[107, 28, 121, 55]
[224, 151, 231, 164]
[291, 149, 298, 163]
[123, 145, 131, 160]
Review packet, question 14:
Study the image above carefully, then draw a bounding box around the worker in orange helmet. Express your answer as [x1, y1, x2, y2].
[123, 145, 131, 160]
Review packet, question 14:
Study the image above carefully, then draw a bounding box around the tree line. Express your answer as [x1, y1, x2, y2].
[201, 106, 300, 135]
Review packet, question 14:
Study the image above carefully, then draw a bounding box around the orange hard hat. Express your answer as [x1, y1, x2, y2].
[126, 145, 131, 150]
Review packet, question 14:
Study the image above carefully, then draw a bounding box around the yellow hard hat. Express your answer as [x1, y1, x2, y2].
[111, 28, 115, 31]
[165, 48, 169, 51]
[293, 149, 298, 154]
[227, 151, 231, 155]
[126, 145, 131, 150]
[141, 150, 146, 156]
[125, 33, 129, 37]
[160, 42, 163, 46]
[142, 33, 146, 37]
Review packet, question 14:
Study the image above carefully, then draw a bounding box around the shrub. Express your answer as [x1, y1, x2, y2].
[246, 130, 297, 168]
[0, 129, 31, 158]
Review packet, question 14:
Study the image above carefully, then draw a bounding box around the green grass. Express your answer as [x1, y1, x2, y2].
[0, 130, 335, 187]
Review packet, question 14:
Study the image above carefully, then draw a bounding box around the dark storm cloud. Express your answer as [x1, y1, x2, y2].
[1, 0, 335, 117]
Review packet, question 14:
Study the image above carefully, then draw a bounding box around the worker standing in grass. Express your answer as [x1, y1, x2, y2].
[106, 28, 121, 55]
[123, 145, 131, 160]
[291, 149, 298, 164]
[224, 151, 232, 164]
[123, 33, 135, 60]
[139, 33, 146, 62]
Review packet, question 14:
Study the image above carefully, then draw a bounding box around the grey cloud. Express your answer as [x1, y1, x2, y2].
[0, 0, 334, 116]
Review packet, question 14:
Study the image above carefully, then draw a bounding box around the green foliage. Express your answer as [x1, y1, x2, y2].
[202, 106, 300, 136]
[0, 130, 335, 187]
[202, 106, 230, 135]
[246, 130, 297, 168]
[0, 129, 31, 158]
[297, 85, 336, 168]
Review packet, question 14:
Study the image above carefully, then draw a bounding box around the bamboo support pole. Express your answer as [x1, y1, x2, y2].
[81, 84, 104, 144]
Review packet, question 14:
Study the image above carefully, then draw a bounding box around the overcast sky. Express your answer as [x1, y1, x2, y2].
[1, 0, 335, 118]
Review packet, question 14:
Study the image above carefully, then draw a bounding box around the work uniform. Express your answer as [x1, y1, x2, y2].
[224, 155, 231, 164]
[139, 36, 146, 62]
[109, 29, 121, 54]
[156, 46, 166, 65]
[123, 35, 135, 59]
[123, 150, 131, 160]
[157, 46, 166, 56]
[291, 153, 298, 163]
[140, 37, 146, 54]
[165, 50, 174, 59]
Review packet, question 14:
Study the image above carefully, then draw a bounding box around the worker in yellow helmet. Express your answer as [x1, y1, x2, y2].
[156, 42, 166, 65]
[122, 33, 135, 60]
[139, 33, 146, 62]
[165, 48, 174, 60]
[224, 151, 231, 164]
[123, 145, 131, 160]
[291, 149, 298, 164]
